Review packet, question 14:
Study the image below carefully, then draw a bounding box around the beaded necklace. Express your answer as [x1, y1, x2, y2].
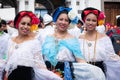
[83, 32, 98, 65]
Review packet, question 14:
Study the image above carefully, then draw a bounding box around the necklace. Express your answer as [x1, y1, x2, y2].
[15, 45, 19, 49]
[83, 32, 98, 64]
[87, 42, 92, 47]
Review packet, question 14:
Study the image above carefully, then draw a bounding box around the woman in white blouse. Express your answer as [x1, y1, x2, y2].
[79, 7, 120, 80]
[3, 11, 62, 80]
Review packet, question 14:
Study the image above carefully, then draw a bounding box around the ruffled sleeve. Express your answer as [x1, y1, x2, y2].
[102, 36, 120, 80]
[32, 39, 46, 68]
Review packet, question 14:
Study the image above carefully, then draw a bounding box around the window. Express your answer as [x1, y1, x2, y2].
[76, 1, 79, 5]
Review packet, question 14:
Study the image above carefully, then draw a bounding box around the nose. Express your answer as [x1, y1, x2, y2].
[61, 20, 67, 24]
[89, 21, 93, 25]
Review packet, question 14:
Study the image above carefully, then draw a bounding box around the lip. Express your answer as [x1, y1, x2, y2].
[22, 29, 28, 33]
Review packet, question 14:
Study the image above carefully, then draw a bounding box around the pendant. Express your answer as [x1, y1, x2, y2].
[15, 45, 19, 49]
[88, 42, 92, 47]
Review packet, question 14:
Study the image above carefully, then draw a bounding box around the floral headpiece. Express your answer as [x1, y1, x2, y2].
[52, 6, 72, 22]
[14, 11, 40, 29]
[98, 11, 106, 26]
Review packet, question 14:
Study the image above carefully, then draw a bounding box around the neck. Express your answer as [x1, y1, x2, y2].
[55, 29, 68, 39]
[85, 30, 97, 41]
[56, 29, 67, 34]
[86, 30, 97, 35]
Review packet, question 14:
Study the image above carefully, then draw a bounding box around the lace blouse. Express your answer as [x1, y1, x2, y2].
[5, 38, 46, 75]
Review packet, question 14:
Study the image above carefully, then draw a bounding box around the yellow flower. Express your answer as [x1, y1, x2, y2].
[30, 24, 38, 32]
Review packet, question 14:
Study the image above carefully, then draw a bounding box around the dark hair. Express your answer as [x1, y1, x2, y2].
[81, 7, 100, 22]
[117, 17, 120, 27]
[0, 19, 6, 28]
[38, 16, 43, 28]
[77, 20, 83, 25]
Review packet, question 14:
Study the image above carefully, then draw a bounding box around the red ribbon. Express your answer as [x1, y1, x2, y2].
[83, 10, 99, 22]
[84, 10, 99, 16]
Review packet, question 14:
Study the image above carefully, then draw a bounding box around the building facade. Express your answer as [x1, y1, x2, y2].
[0, 0, 120, 25]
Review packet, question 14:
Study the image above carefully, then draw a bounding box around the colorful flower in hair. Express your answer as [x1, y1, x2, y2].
[30, 24, 38, 32]
[98, 11, 106, 26]
[96, 11, 106, 33]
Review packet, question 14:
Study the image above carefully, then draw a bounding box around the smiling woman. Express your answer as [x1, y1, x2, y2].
[2, 11, 62, 80]
[79, 7, 120, 80]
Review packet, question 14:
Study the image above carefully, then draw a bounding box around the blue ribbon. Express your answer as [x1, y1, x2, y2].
[71, 16, 79, 24]
[53, 6, 72, 22]
[64, 61, 73, 80]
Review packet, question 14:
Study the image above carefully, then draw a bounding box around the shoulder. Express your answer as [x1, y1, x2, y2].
[79, 34, 85, 39]
[97, 32, 107, 39]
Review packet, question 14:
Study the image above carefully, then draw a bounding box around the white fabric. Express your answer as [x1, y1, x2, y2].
[96, 25, 105, 34]
[56, 47, 75, 62]
[43, 14, 53, 25]
[68, 26, 81, 38]
[79, 36, 120, 80]
[34, 68, 62, 80]
[7, 25, 18, 37]
[0, 32, 9, 80]
[73, 63, 105, 80]
[79, 36, 116, 62]
[4, 38, 61, 80]
[38, 25, 54, 44]
[0, 32, 9, 59]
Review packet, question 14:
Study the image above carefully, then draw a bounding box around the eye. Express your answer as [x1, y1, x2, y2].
[86, 18, 90, 21]
[21, 22, 26, 25]
[92, 19, 97, 22]
[21, 22, 31, 26]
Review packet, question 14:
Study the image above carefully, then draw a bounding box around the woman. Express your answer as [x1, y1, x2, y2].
[79, 7, 120, 80]
[3, 11, 62, 80]
[42, 6, 105, 80]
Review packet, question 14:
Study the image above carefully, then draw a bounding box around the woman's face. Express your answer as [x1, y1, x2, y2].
[85, 13, 97, 31]
[56, 13, 69, 32]
[18, 16, 32, 36]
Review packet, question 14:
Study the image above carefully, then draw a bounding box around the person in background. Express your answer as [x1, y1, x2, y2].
[0, 19, 10, 80]
[3, 11, 62, 80]
[77, 19, 84, 33]
[38, 14, 54, 44]
[107, 16, 120, 56]
[38, 16, 44, 29]
[7, 20, 18, 37]
[0, 20, 8, 33]
[42, 6, 105, 80]
[7, 20, 14, 28]
[79, 7, 120, 80]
